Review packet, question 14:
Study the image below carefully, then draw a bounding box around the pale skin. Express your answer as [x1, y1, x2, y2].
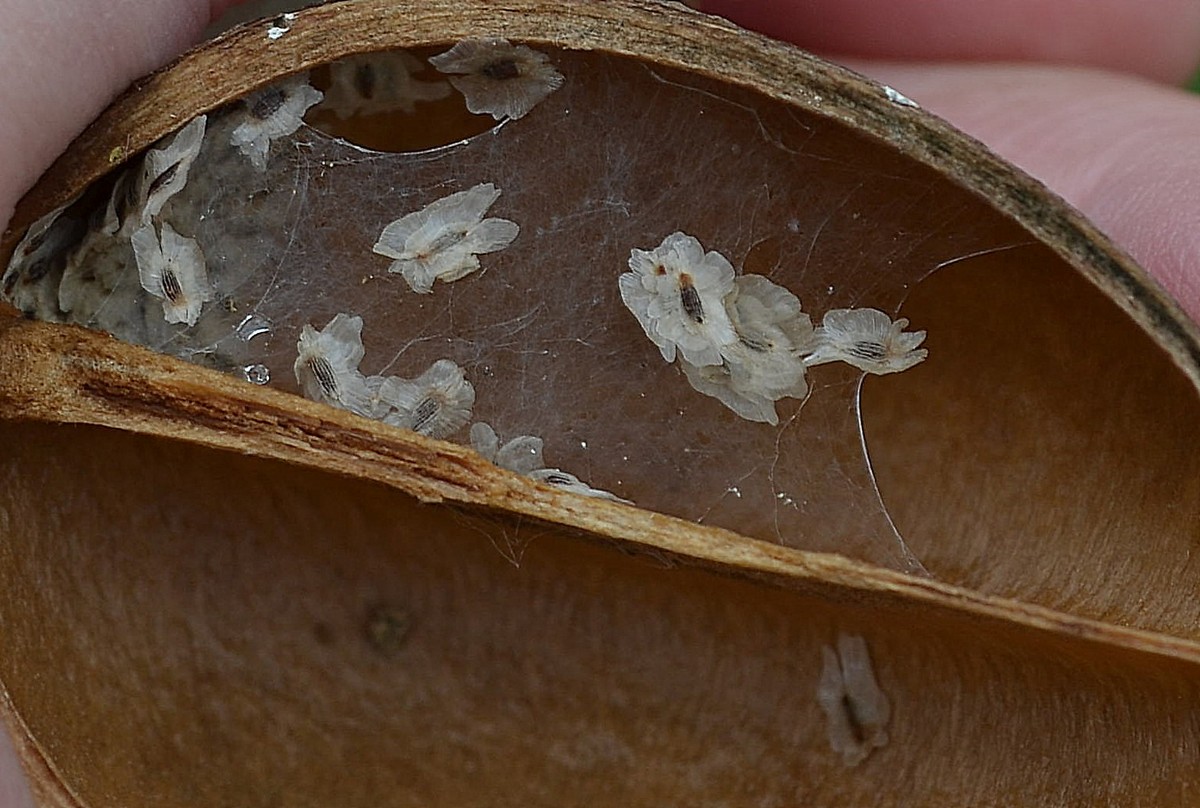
[1, 0, 1198, 800]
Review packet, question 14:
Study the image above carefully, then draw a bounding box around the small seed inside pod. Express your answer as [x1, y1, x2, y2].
[251, 87, 287, 120]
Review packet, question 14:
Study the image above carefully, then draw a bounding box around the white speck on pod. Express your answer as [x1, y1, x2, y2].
[429, 37, 564, 120]
[265, 14, 294, 40]
[816, 633, 891, 767]
[372, 183, 519, 294]
[882, 85, 919, 108]
[230, 77, 324, 171]
[804, 308, 928, 375]
[130, 222, 212, 327]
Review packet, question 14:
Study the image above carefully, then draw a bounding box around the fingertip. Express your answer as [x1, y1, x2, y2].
[699, 0, 1200, 86]
[0, 0, 254, 233]
[210, 0, 257, 24]
[0, 724, 34, 808]
[843, 61, 1200, 322]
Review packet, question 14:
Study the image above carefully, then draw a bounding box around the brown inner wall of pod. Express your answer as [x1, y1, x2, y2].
[862, 250, 1200, 634]
[1, 422, 1197, 808]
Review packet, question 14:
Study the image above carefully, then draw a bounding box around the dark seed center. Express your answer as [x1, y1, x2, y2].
[850, 341, 887, 361]
[251, 87, 287, 120]
[410, 397, 441, 433]
[740, 334, 771, 352]
[420, 227, 468, 259]
[161, 269, 184, 303]
[679, 277, 704, 324]
[481, 59, 521, 80]
[311, 357, 339, 397]
[841, 694, 867, 744]
[22, 229, 48, 257]
[146, 162, 180, 198]
[24, 258, 50, 282]
[353, 64, 377, 99]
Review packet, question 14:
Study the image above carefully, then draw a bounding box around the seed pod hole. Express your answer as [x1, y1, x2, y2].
[304, 48, 500, 153]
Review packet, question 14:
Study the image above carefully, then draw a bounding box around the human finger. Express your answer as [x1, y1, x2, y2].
[0, 720, 33, 808]
[843, 59, 1200, 323]
[0, 0, 252, 798]
[0, 0, 249, 230]
[695, 0, 1200, 85]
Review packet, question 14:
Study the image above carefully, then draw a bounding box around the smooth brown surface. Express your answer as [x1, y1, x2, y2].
[2, 422, 1199, 807]
[864, 246, 1200, 635]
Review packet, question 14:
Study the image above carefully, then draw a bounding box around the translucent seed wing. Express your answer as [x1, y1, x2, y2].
[469, 422, 500, 461]
[319, 313, 367, 368]
[433, 183, 502, 223]
[495, 435, 545, 474]
[462, 216, 520, 255]
[142, 115, 207, 223]
[131, 224, 165, 298]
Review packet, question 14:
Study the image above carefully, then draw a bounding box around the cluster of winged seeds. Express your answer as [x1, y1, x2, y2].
[1, 37, 927, 508]
[621, 232, 926, 425]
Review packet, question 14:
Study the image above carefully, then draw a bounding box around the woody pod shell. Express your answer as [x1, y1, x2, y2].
[1, 2, 1200, 806]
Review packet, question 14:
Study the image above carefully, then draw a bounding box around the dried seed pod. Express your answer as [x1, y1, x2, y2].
[1, 2, 1200, 807]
